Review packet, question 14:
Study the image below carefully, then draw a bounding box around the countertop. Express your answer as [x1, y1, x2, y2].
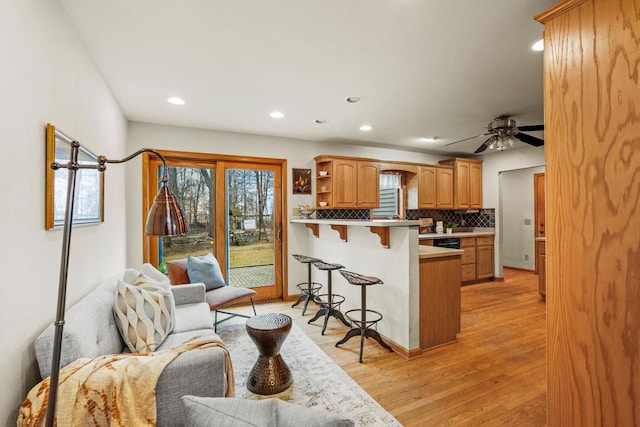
[290, 218, 420, 227]
[419, 245, 464, 259]
[419, 228, 495, 239]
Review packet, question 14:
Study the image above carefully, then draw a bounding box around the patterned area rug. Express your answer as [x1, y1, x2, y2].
[218, 322, 401, 426]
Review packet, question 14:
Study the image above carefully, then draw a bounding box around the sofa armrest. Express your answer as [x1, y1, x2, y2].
[156, 346, 228, 426]
[171, 283, 206, 306]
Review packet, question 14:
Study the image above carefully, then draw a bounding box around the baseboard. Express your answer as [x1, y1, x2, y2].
[503, 266, 535, 273]
[380, 335, 421, 360]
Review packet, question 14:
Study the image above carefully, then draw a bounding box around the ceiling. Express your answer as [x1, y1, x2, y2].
[60, 0, 554, 156]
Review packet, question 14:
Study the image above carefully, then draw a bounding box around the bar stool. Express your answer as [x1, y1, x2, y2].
[308, 261, 350, 334]
[336, 270, 393, 363]
[291, 254, 323, 315]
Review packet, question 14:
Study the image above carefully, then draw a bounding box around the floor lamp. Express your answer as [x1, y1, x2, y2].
[45, 143, 188, 427]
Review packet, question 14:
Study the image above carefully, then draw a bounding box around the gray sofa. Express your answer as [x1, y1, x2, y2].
[34, 264, 228, 426]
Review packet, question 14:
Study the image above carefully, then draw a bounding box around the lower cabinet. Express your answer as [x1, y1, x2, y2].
[460, 238, 476, 282]
[460, 235, 494, 283]
[476, 236, 494, 279]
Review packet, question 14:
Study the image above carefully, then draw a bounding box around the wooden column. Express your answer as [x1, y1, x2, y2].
[536, 1, 640, 424]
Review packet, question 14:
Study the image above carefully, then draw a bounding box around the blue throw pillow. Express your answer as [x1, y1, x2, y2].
[187, 253, 226, 291]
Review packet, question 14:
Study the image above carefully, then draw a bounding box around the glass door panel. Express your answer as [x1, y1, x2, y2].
[159, 166, 216, 264]
[225, 165, 281, 300]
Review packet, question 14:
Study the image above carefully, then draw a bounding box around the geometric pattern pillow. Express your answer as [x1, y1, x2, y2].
[113, 279, 175, 353]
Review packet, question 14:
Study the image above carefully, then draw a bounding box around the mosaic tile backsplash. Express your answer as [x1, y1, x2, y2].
[315, 208, 495, 228]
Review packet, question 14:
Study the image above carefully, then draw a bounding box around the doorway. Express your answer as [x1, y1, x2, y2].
[498, 166, 545, 272]
[143, 152, 286, 303]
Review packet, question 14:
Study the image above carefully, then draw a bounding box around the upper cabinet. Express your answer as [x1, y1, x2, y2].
[417, 166, 453, 209]
[315, 156, 379, 209]
[439, 158, 483, 209]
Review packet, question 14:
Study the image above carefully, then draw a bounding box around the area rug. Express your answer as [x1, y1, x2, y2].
[218, 322, 401, 426]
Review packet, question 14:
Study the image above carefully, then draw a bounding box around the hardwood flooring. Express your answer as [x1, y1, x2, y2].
[228, 268, 546, 426]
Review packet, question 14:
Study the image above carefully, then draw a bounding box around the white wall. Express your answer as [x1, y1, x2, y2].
[0, 2, 127, 424]
[125, 122, 447, 295]
[500, 166, 545, 269]
[480, 147, 546, 276]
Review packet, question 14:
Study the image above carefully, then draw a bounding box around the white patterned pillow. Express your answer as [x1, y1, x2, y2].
[113, 279, 175, 353]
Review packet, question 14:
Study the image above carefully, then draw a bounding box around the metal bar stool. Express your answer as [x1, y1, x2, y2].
[308, 261, 350, 334]
[336, 270, 393, 362]
[291, 254, 323, 315]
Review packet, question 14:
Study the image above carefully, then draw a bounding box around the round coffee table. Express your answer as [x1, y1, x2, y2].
[245, 313, 293, 395]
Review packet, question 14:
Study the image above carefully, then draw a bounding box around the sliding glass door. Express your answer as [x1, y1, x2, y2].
[144, 153, 284, 302]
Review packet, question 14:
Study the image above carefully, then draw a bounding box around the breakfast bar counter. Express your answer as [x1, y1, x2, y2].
[291, 218, 463, 357]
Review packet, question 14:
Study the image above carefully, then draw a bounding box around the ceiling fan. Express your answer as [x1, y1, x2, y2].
[445, 115, 544, 154]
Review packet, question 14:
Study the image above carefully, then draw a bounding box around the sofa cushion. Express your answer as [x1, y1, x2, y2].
[113, 279, 175, 353]
[173, 302, 215, 334]
[187, 253, 226, 291]
[181, 396, 355, 427]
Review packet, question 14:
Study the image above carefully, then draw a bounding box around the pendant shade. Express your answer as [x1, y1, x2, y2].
[145, 183, 189, 236]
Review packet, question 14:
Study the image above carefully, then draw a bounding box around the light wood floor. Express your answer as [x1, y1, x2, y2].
[228, 268, 546, 426]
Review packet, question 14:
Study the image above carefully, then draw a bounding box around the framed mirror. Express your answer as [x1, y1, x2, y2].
[45, 123, 104, 229]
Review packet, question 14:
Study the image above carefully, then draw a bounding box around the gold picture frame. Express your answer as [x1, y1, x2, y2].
[45, 123, 104, 229]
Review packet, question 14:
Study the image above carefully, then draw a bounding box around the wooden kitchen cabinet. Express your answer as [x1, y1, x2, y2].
[460, 235, 494, 283]
[357, 161, 380, 208]
[439, 158, 483, 209]
[417, 166, 453, 209]
[476, 236, 494, 279]
[460, 237, 476, 282]
[315, 156, 379, 208]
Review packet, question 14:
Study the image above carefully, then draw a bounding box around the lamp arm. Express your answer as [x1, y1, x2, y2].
[100, 148, 169, 182]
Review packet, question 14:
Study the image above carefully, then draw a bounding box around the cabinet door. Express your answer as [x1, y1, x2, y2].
[333, 159, 358, 207]
[418, 166, 437, 209]
[469, 162, 483, 208]
[476, 244, 494, 279]
[357, 161, 380, 207]
[455, 161, 470, 208]
[436, 168, 454, 209]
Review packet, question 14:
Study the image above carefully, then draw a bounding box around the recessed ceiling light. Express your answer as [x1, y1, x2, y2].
[167, 97, 185, 105]
[346, 97, 361, 103]
[422, 137, 437, 143]
[315, 119, 327, 124]
[360, 124, 373, 131]
[270, 111, 285, 119]
[531, 39, 544, 51]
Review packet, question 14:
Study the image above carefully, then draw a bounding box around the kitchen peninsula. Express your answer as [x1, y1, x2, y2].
[291, 218, 464, 358]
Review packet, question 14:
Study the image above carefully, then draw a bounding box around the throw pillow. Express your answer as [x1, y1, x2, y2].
[181, 396, 355, 427]
[113, 279, 175, 353]
[187, 253, 226, 291]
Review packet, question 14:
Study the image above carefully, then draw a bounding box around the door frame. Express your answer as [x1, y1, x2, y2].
[142, 150, 288, 302]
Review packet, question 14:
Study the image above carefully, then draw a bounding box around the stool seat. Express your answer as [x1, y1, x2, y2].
[340, 270, 383, 286]
[292, 254, 322, 264]
[292, 254, 324, 315]
[313, 261, 344, 271]
[336, 270, 393, 362]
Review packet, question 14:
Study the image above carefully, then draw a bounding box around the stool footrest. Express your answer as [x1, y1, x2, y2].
[344, 309, 383, 327]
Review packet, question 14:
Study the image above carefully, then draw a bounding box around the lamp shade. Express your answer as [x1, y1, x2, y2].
[145, 183, 189, 236]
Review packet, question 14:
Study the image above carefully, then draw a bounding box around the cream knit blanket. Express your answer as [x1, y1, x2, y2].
[18, 336, 234, 426]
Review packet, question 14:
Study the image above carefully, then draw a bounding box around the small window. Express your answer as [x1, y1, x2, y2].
[372, 173, 401, 218]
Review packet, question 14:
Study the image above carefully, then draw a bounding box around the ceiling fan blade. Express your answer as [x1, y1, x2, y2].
[518, 124, 544, 132]
[474, 137, 493, 154]
[514, 132, 544, 147]
[444, 133, 490, 147]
